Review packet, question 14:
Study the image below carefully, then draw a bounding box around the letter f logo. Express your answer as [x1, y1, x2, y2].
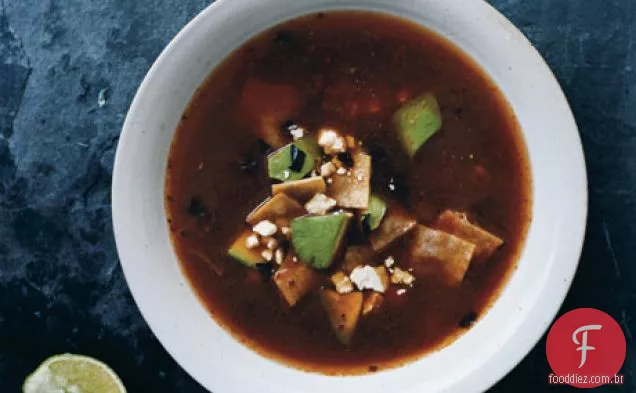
[572, 325, 602, 368]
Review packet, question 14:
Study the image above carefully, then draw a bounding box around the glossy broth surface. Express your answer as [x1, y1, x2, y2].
[165, 11, 532, 374]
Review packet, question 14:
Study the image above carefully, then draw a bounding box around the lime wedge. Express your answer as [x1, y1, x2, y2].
[23, 354, 126, 393]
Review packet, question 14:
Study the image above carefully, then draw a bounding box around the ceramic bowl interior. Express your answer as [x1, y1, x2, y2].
[112, 0, 587, 392]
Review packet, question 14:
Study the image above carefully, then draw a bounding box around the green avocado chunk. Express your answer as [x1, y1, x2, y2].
[267, 136, 320, 182]
[291, 213, 352, 269]
[394, 92, 442, 157]
[227, 230, 264, 267]
[360, 194, 387, 232]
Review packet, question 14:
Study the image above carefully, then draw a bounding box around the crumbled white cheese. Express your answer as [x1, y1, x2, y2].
[290, 127, 305, 140]
[261, 249, 273, 262]
[245, 234, 260, 249]
[318, 129, 347, 155]
[331, 271, 354, 294]
[305, 193, 337, 215]
[350, 265, 387, 293]
[391, 267, 416, 286]
[357, 174, 364, 181]
[384, 256, 395, 268]
[320, 161, 336, 177]
[283, 170, 291, 180]
[253, 220, 277, 237]
[388, 177, 396, 191]
[326, 178, 333, 184]
[266, 237, 279, 250]
[336, 167, 347, 175]
[281, 226, 292, 236]
[274, 248, 285, 265]
[396, 288, 407, 296]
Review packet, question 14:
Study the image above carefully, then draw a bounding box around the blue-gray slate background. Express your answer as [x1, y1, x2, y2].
[0, 0, 634, 391]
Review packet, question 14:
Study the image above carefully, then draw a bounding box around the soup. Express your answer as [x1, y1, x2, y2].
[165, 11, 531, 374]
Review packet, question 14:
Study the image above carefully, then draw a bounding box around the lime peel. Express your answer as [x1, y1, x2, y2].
[23, 354, 126, 393]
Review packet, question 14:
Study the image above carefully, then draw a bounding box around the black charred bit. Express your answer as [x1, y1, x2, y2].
[239, 156, 258, 172]
[274, 31, 294, 45]
[289, 144, 306, 172]
[257, 139, 273, 154]
[361, 214, 372, 234]
[459, 311, 478, 328]
[186, 196, 207, 217]
[256, 262, 276, 280]
[368, 145, 388, 166]
[389, 175, 410, 202]
[337, 152, 354, 168]
[281, 119, 296, 131]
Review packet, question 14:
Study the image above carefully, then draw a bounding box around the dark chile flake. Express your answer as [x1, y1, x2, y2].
[289, 144, 306, 172]
[256, 262, 276, 280]
[186, 196, 207, 217]
[337, 152, 354, 168]
[257, 139, 273, 154]
[274, 31, 294, 45]
[281, 119, 296, 130]
[388, 175, 410, 202]
[459, 311, 478, 328]
[361, 213, 372, 234]
[239, 157, 258, 172]
[368, 145, 388, 166]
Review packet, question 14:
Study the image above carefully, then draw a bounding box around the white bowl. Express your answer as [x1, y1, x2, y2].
[112, 0, 587, 392]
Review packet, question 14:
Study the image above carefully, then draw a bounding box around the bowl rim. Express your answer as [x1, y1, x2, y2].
[112, 0, 588, 392]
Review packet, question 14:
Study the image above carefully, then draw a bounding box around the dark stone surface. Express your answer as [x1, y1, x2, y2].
[0, 0, 634, 391]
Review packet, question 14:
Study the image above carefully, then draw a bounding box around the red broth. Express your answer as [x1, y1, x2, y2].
[165, 11, 531, 374]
